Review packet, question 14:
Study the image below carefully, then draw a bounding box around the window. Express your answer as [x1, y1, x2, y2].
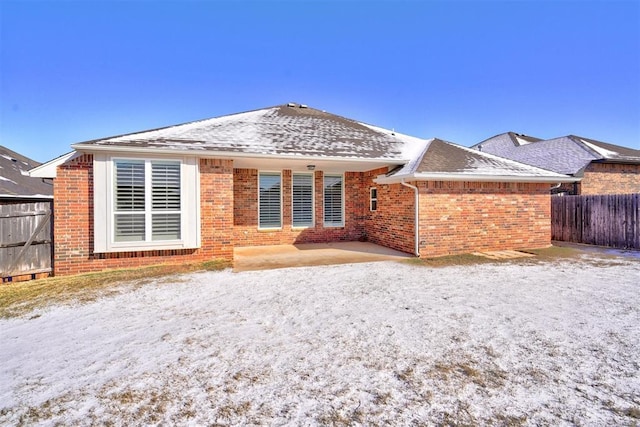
[114, 160, 181, 242]
[370, 188, 378, 211]
[323, 174, 343, 227]
[292, 173, 314, 227]
[259, 172, 282, 228]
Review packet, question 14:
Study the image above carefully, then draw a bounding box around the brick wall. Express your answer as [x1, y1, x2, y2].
[53, 156, 234, 276]
[579, 162, 640, 195]
[53, 157, 557, 274]
[362, 168, 416, 254]
[416, 181, 551, 257]
[233, 168, 364, 246]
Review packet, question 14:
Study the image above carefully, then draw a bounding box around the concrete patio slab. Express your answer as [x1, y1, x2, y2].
[233, 242, 413, 272]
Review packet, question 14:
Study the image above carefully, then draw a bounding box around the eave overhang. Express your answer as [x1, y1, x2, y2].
[70, 144, 406, 173]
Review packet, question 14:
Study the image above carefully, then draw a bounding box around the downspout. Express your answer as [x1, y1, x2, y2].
[401, 179, 420, 257]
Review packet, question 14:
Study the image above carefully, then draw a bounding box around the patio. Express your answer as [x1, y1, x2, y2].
[233, 241, 413, 272]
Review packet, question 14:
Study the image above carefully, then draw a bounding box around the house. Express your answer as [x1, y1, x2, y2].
[472, 132, 640, 195]
[0, 145, 53, 202]
[30, 104, 575, 276]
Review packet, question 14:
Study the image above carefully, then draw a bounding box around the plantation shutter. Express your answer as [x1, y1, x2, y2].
[259, 173, 282, 228]
[152, 161, 181, 240]
[323, 174, 343, 227]
[114, 160, 145, 241]
[292, 174, 313, 227]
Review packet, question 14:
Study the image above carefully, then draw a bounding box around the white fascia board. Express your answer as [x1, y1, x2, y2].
[374, 172, 580, 184]
[70, 144, 408, 165]
[29, 151, 81, 178]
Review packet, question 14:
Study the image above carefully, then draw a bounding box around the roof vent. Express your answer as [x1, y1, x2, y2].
[287, 102, 297, 107]
[299, 104, 308, 108]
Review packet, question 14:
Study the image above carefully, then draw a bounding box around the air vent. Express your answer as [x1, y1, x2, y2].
[299, 104, 308, 108]
[287, 103, 296, 107]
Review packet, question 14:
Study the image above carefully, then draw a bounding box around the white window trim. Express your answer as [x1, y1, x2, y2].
[291, 172, 315, 229]
[94, 154, 200, 253]
[370, 187, 378, 211]
[323, 173, 345, 228]
[258, 171, 283, 230]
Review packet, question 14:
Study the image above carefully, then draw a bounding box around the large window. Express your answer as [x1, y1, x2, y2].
[259, 172, 282, 228]
[323, 174, 344, 227]
[292, 173, 314, 227]
[114, 160, 181, 242]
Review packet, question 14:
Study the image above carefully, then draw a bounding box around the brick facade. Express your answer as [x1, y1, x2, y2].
[52, 157, 554, 275]
[53, 156, 234, 275]
[578, 162, 640, 195]
[416, 181, 551, 256]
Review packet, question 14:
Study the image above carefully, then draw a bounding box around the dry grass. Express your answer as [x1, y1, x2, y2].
[0, 259, 229, 319]
[406, 245, 593, 268]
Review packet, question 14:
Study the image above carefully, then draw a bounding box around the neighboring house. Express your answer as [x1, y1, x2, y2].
[473, 132, 640, 195]
[0, 145, 53, 201]
[31, 104, 574, 276]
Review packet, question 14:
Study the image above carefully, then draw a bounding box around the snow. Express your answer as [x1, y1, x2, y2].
[514, 135, 535, 146]
[581, 139, 619, 158]
[0, 176, 17, 184]
[1, 256, 639, 425]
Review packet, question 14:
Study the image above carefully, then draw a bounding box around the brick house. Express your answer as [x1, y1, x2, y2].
[31, 104, 574, 276]
[472, 132, 640, 195]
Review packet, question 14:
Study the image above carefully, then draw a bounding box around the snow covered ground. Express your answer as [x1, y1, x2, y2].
[1, 253, 639, 425]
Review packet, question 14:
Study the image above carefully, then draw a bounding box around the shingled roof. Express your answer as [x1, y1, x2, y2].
[472, 132, 640, 176]
[376, 138, 572, 183]
[37, 103, 573, 183]
[72, 103, 426, 161]
[0, 145, 53, 199]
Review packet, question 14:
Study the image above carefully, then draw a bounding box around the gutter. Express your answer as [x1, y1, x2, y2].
[400, 179, 420, 257]
[376, 172, 579, 184]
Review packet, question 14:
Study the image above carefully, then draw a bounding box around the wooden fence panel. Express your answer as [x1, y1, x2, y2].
[551, 194, 639, 249]
[0, 201, 53, 279]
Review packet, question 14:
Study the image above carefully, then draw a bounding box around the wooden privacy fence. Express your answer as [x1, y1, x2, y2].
[551, 194, 640, 249]
[1, 201, 53, 281]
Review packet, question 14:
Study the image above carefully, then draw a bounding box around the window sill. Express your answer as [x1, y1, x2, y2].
[258, 228, 282, 232]
[292, 225, 314, 230]
[97, 240, 195, 253]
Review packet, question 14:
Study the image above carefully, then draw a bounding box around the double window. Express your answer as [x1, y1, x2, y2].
[258, 172, 316, 229]
[114, 160, 181, 242]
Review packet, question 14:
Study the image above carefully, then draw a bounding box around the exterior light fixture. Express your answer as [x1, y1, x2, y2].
[307, 165, 316, 171]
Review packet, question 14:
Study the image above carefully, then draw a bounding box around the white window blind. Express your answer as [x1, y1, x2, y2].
[114, 160, 145, 242]
[292, 173, 313, 227]
[152, 162, 181, 240]
[323, 174, 343, 227]
[259, 172, 281, 228]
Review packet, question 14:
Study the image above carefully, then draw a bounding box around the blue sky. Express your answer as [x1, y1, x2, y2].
[1, 0, 639, 162]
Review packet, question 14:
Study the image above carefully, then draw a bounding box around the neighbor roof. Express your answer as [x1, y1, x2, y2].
[473, 132, 640, 176]
[376, 138, 574, 183]
[0, 145, 53, 199]
[72, 103, 426, 162]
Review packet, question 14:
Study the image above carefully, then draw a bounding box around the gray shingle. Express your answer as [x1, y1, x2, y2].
[0, 146, 53, 199]
[74, 104, 425, 160]
[473, 132, 640, 175]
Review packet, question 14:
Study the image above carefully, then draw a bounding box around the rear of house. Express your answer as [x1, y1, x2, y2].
[32, 104, 574, 276]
